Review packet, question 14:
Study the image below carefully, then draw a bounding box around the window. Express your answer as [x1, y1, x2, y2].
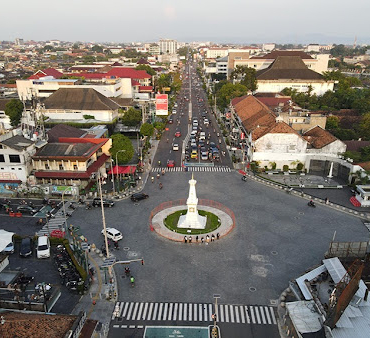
[9, 155, 21, 163]
[18, 168, 22, 170]
[45, 164, 50, 170]
[73, 164, 78, 170]
[59, 164, 64, 170]
[0, 145, 3, 149]
[0, 154, 4, 162]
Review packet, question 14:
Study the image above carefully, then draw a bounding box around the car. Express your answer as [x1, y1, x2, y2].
[167, 159, 175, 168]
[193, 120, 198, 127]
[17, 205, 38, 215]
[130, 192, 149, 202]
[191, 130, 197, 137]
[201, 151, 208, 160]
[190, 139, 197, 147]
[92, 198, 115, 208]
[204, 118, 209, 126]
[192, 125, 198, 131]
[2, 242, 14, 255]
[101, 227, 123, 241]
[191, 150, 198, 159]
[199, 132, 206, 140]
[168, 117, 173, 124]
[175, 131, 181, 137]
[173, 143, 179, 151]
[37, 236, 50, 259]
[20, 237, 33, 257]
[172, 109, 177, 115]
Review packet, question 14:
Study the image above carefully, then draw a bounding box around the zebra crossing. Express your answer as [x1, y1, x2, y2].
[112, 301, 277, 325]
[151, 166, 231, 173]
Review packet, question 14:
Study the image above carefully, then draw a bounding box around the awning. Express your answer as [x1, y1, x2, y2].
[108, 165, 136, 175]
[0, 229, 15, 252]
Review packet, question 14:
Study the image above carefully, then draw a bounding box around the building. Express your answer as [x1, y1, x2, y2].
[159, 39, 178, 54]
[0, 99, 12, 131]
[41, 88, 120, 123]
[255, 56, 335, 95]
[149, 44, 160, 55]
[262, 43, 275, 52]
[32, 137, 112, 188]
[0, 133, 37, 187]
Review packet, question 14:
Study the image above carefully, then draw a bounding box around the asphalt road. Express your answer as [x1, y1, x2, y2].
[154, 62, 232, 169]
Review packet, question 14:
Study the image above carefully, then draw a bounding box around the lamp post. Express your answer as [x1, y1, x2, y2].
[115, 150, 126, 193]
[110, 159, 115, 195]
[62, 186, 73, 236]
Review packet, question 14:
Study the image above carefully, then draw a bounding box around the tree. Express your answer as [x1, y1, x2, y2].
[325, 116, 339, 129]
[43, 45, 54, 52]
[359, 112, 370, 140]
[156, 74, 172, 92]
[109, 134, 134, 164]
[135, 64, 156, 76]
[120, 108, 142, 126]
[230, 65, 257, 92]
[177, 47, 188, 57]
[91, 45, 103, 53]
[140, 123, 154, 137]
[5, 99, 23, 127]
[216, 83, 248, 110]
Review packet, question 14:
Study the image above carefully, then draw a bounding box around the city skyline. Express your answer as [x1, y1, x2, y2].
[1, 0, 369, 44]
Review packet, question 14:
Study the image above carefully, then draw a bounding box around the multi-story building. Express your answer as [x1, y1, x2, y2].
[159, 39, 178, 55]
[149, 44, 160, 55]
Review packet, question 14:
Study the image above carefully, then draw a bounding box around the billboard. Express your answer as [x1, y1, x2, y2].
[155, 94, 168, 116]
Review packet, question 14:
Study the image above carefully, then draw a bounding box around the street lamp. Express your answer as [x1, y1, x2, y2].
[115, 150, 126, 193]
[62, 186, 73, 235]
[110, 159, 116, 195]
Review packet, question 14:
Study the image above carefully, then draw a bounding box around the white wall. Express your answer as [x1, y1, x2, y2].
[44, 110, 118, 122]
[256, 80, 334, 96]
[306, 140, 346, 156]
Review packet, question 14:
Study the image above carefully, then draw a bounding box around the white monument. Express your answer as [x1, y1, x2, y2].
[178, 174, 207, 229]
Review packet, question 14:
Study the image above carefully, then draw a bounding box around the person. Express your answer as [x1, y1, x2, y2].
[201, 237, 204, 243]
[216, 233, 220, 240]
[184, 236, 188, 243]
[189, 236, 192, 243]
[196, 236, 199, 242]
[325, 197, 329, 204]
[157, 173, 160, 179]
[162, 169, 165, 176]
[125, 267, 130, 276]
[130, 276, 135, 286]
[151, 176, 154, 183]
[211, 234, 215, 242]
[158, 160, 161, 166]
[114, 241, 119, 249]
[167, 138, 169, 143]
[159, 182, 163, 190]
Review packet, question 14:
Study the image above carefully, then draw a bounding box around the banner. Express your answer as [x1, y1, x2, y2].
[155, 94, 168, 116]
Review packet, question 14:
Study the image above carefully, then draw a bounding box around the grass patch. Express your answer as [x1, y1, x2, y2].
[164, 209, 221, 235]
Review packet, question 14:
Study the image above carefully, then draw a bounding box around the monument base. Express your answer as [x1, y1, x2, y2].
[177, 213, 207, 229]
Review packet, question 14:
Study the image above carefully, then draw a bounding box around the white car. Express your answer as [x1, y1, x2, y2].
[172, 109, 177, 115]
[37, 236, 50, 259]
[101, 227, 123, 241]
[173, 143, 179, 151]
[199, 132, 206, 140]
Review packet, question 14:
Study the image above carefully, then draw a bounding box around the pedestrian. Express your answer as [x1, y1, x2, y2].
[184, 236, 187, 243]
[151, 176, 154, 183]
[196, 236, 199, 242]
[216, 233, 220, 240]
[211, 234, 215, 242]
[201, 237, 204, 243]
[325, 197, 329, 204]
[189, 236, 192, 243]
[206, 235, 210, 243]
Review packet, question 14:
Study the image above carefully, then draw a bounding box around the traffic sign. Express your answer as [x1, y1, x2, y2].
[101, 256, 116, 268]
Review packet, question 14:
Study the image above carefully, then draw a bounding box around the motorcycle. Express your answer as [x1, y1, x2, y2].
[85, 203, 92, 210]
[241, 176, 247, 182]
[308, 201, 316, 208]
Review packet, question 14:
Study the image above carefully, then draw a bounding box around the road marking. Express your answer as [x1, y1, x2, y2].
[119, 302, 124, 317]
[270, 307, 277, 324]
[147, 303, 153, 320]
[136, 303, 143, 320]
[245, 306, 251, 324]
[208, 304, 213, 321]
[230, 304, 235, 323]
[220, 305, 224, 322]
[194, 303, 197, 321]
[142, 303, 148, 320]
[179, 303, 183, 321]
[168, 303, 173, 321]
[163, 303, 168, 321]
[250, 306, 256, 324]
[239, 306, 245, 323]
[158, 303, 163, 320]
[183, 303, 187, 321]
[198, 304, 202, 321]
[235, 305, 240, 323]
[126, 303, 134, 320]
[254, 306, 261, 324]
[259, 306, 266, 324]
[225, 304, 229, 323]
[264, 306, 272, 324]
[189, 302, 192, 321]
[152, 303, 158, 320]
[132, 303, 139, 320]
[122, 302, 129, 318]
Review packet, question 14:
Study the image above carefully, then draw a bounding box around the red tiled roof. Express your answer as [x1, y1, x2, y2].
[257, 97, 291, 108]
[66, 72, 107, 79]
[34, 153, 110, 179]
[252, 121, 301, 140]
[343, 140, 370, 152]
[303, 126, 338, 148]
[28, 68, 63, 79]
[131, 79, 140, 86]
[106, 67, 151, 79]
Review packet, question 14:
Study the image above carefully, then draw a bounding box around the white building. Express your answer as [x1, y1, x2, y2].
[262, 43, 275, 52]
[159, 39, 178, 54]
[0, 132, 36, 184]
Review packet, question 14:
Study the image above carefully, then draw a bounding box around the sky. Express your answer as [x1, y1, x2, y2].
[1, 0, 369, 44]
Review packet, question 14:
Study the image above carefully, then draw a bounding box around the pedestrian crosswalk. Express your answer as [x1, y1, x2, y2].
[112, 301, 277, 325]
[151, 166, 232, 173]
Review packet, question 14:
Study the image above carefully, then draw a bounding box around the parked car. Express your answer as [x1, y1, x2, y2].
[101, 227, 123, 241]
[191, 150, 198, 159]
[17, 205, 38, 215]
[37, 236, 50, 259]
[92, 198, 115, 208]
[20, 237, 33, 257]
[2, 242, 14, 255]
[130, 193, 149, 202]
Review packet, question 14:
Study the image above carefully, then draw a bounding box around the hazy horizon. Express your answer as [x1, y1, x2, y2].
[1, 0, 369, 45]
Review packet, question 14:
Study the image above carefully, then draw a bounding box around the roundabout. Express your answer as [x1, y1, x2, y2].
[149, 199, 235, 242]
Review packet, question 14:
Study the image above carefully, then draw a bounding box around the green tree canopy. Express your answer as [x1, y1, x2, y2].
[230, 65, 257, 91]
[177, 47, 188, 57]
[5, 99, 23, 127]
[216, 83, 248, 110]
[325, 116, 339, 130]
[156, 74, 172, 92]
[135, 64, 156, 76]
[120, 107, 142, 126]
[110, 134, 135, 164]
[91, 45, 103, 53]
[140, 123, 154, 137]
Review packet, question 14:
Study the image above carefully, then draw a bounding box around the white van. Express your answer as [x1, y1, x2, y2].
[37, 236, 50, 259]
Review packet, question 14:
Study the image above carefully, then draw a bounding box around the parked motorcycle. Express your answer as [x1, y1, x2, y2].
[308, 200, 316, 208]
